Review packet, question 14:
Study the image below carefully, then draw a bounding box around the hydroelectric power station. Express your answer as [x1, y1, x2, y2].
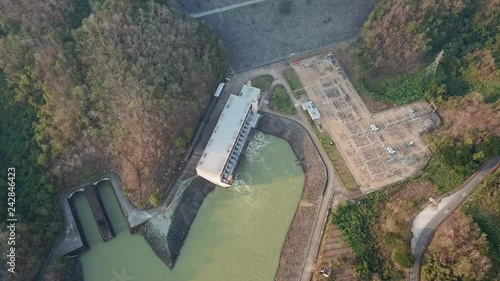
[196, 84, 261, 187]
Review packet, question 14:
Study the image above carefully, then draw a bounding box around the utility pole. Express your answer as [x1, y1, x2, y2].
[425, 50, 444, 77]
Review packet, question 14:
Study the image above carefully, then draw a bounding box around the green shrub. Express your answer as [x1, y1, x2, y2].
[268, 84, 296, 114]
[149, 191, 161, 207]
[393, 249, 415, 268]
[283, 68, 306, 97]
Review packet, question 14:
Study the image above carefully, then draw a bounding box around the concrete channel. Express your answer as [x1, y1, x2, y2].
[52, 171, 161, 257]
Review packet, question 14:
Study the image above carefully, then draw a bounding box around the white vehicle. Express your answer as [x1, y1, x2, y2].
[213, 82, 226, 97]
[386, 146, 396, 154]
[371, 124, 380, 132]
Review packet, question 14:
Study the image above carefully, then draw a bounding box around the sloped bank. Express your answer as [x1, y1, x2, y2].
[257, 114, 328, 281]
[143, 176, 215, 268]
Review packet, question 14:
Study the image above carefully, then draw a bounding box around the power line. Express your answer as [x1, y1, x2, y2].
[227, 58, 245, 86]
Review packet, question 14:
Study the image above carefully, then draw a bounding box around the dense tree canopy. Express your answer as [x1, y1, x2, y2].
[423, 212, 492, 281]
[358, 0, 499, 102]
[0, 0, 226, 279]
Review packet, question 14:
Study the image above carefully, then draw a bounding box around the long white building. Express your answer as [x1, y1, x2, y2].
[196, 84, 261, 187]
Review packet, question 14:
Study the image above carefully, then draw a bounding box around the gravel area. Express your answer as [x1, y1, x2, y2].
[257, 114, 327, 281]
[143, 177, 215, 268]
[176, 0, 380, 71]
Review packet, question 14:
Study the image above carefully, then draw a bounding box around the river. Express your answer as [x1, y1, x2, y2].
[71, 132, 305, 281]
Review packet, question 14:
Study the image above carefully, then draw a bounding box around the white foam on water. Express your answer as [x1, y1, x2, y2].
[233, 172, 252, 193]
[244, 132, 270, 163]
[282, 165, 289, 175]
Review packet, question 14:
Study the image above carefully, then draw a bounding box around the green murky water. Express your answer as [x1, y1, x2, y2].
[72, 132, 305, 281]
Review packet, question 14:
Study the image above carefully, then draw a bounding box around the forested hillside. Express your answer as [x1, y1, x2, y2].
[358, 0, 499, 104]
[333, 0, 500, 279]
[422, 170, 500, 281]
[0, 0, 226, 279]
[422, 211, 492, 281]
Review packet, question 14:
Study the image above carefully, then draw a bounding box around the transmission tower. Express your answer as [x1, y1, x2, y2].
[425, 50, 444, 76]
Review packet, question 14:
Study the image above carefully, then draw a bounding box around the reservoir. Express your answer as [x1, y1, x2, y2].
[72, 132, 305, 281]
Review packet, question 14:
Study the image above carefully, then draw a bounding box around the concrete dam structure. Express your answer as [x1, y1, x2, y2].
[83, 185, 114, 241]
[53, 172, 159, 257]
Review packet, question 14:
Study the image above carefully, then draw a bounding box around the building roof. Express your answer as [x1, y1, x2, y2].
[197, 85, 260, 177]
[302, 101, 321, 120]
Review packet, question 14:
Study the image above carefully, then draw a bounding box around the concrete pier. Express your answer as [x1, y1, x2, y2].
[53, 171, 160, 257]
[84, 185, 115, 241]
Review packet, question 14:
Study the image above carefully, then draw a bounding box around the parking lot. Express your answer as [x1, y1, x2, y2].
[177, 0, 380, 71]
[292, 54, 441, 193]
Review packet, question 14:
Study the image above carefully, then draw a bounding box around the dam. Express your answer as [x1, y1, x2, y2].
[68, 132, 305, 281]
[53, 172, 159, 257]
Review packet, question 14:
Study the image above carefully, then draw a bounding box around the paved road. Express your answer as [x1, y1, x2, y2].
[409, 156, 500, 281]
[242, 63, 361, 280]
[220, 62, 361, 280]
[261, 102, 354, 281]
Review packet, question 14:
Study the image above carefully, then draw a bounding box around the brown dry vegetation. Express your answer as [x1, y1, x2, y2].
[77, 1, 225, 206]
[0, 0, 226, 209]
[464, 49, 500, 84]
[423, 211, 492, 280]
[0, 0, 226, 279]
[315, 222, 359, 281]
[361, 0, 466, 72]
[375, 181, 437, 269]
[333, 0, 499, 279]
[437, 93, 500, 140]
[380, 182, 436, 234]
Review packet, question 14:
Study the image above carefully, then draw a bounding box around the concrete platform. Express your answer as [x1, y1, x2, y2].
[84, 185, 114, 241]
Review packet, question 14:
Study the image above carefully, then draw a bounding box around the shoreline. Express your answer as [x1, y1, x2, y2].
[256, 114, 328, 281]
[142, 176, 215, 268]
[46, 113, 327, 281]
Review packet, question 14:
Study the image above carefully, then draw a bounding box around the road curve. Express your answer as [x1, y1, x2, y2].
[409, 156, 500, 281]
[229, 63, 362, 280]
[259, 87, 361, 281]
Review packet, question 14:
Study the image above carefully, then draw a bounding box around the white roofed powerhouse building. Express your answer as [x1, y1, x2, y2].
[196, 84, 261, 187]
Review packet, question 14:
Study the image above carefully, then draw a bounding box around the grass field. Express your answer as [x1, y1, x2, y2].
[251, 75, 274, 93]
[283, 68, 307, 98]
[269, 84, 296, 115]
[309, 120, 358, 190]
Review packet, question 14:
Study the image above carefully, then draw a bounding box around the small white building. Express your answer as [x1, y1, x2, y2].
[196, 85, 261, 187]
[302, 101, 321, 120]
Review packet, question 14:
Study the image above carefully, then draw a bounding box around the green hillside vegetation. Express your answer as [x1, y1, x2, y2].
[357, 0, 499, 104]
[0, 0, 226, 279]
[333, 0, 500, 278]
[463, 170, 500, 279]
[332, 181, 436, 279]
[0, 71, 61, 281]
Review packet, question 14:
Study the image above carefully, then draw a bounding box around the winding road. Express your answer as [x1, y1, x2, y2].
[409, 156, 500, 281]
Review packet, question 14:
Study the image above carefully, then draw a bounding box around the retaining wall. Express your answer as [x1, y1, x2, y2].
[257, 114, 328, 281]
